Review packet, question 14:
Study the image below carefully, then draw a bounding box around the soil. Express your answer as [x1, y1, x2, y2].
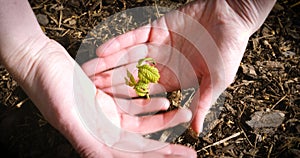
[0, 0, 299, 158]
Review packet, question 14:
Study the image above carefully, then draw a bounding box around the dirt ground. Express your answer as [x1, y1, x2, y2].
[0, 0, 299, 157]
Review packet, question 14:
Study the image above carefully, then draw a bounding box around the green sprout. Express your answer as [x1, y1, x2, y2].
[125, 58, 160, 99]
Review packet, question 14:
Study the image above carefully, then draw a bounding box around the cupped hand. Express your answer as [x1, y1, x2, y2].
[7, 35, 196, 157]
[85, 0, 276, 134]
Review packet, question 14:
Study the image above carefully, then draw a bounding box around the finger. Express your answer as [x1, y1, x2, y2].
[102, 82, 167, 99]
[190, 77, 212, 134]
[114, 97, 170, 115]
[91, 62, 177, 93]
[94, 42, 188, 88]
[190, 76, 225, 134]
[121, 108, 192, 134]
[81, 44, 148, 77]
[96, 43, 198, 93]
[96, 24, 151, 57]
[90, 62, 137, 89]
[113, 144, 197, 158]
[155, 144, 197, 158]
[109, 138, 197, 158]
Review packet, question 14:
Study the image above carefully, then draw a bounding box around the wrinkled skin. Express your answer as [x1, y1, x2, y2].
[83, 0, 276, 134]
[0, 0, 275, 157]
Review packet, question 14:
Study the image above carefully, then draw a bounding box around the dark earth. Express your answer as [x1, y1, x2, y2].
[0, 0, 299, 157]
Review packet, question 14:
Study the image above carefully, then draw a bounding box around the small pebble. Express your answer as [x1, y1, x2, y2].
[36, 14, 49, 26]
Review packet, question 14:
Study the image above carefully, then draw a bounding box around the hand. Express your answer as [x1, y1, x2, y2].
[5, 36, 196, 157]
[0, 1, 196, 157]
[84, 0, 276, 134]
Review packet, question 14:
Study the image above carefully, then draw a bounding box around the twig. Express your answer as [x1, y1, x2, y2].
[238, 124, 254, 147]
[154, 0, 163, 18]
[15, 98, 29, 108]
[91, 0, 102, 11]
[61, 29, 70, 37]
[271, 94, 287, 109]
[251, 34, 275, 40]
[59, 9, 63, 28]
[291, 1, 300, 8]
[198, 132, 241, 151]
[230, 81, 255, 88]
[44, 27, 65, 31]
[267, 143, 273, 158]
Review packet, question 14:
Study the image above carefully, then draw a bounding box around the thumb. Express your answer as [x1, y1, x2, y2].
[190, 77, 212, 134]
[191, 76, 225, 135]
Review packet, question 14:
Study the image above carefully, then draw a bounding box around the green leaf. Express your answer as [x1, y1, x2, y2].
[127, 70, 136, 84]
[138, 65, 160, 83]
[125, 57, 160, 99]
[125, 77, 134, 87]
[134, 81, 149, 97]
[137, 57, 156, 67]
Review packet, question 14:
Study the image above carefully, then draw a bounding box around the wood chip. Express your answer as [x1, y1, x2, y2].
[246, 110, 285, 129]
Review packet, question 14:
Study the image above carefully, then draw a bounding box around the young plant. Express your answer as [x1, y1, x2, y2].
[125, 58, 160, 99]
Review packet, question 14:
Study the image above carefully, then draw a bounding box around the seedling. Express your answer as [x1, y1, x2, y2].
[125, 58, 160, 99]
